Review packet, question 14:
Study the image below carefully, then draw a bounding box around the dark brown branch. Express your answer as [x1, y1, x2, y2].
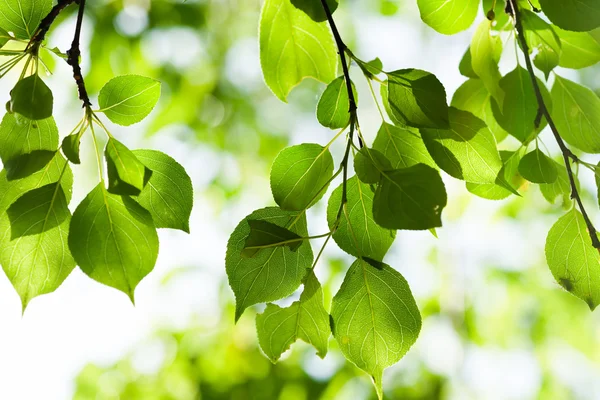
[66, 0, 91, 107]
[319, 0, 358, 211]
[28, 0, 76, 51]
[509, 0, 600, 249]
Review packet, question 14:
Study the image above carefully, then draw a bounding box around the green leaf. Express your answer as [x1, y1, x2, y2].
[5, 150, 55, 181]
[373, 164, 447, 230]
[259, 0, 337, 102]
[62, 134, 81, 164]
[69, 184, 159, 302]
[459, 48, 478, 78]
[256, 272, 330, 362]
[551, 75, 600, 153]
[483, 0, 510, 31]
[356, 57, 383, 79]
[466, 149, 526, 200]
[372, 122, 436, 169]
[0, 153, 74, 311]
[331, 259, 421, 398]
[270, 143, 334, 211]
[545, 209, 600, 310]
[98, 75, 161, 126]
[555, 27, 600, 69]
[354, 148, 392, 184]
[451, 78, 509, 143]
[290, 0, 338, 22]
[327, 177, 395, 261]
[421, 108, 503, 184]
[539, 0, 600, 32]
[491, 66, 551, 143]
[10, 75, 53, 120]
[7, 182, 69, 239]
[0, 0, 52, 39]
[521, 10, 561, 79]
[105, 138, 149, 196]
[518, 149, 557, 184]
[132, 150, 193, 232]
[540, 159, 572, 205]
[417, 0, 479, 35]
[242, 219, 303, 258]
[0, 113, 58, 164]
[0, 27, 11, 47]
[385, 69, 449, 129]
[470, 19, 504, 106]
[226, 207, 314, 321]
[316, 76, 356, 129]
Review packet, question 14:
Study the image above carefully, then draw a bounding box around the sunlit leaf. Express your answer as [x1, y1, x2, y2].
[98, 75, 161, 126]
[417, 0, 478, 35]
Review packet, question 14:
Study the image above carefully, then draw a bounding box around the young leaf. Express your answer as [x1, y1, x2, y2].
[518, 149, 557, 184]
[521, 10, 561, 79]
[466, 149, 525, 200]
[0, 0, 52, 40]
[491, 66, 551, 143]
[242, 219, 303, 258]
[356, 57, 383, 79]
[331, 259, 421, 399]
[259, 0, 337, 102]
[0, 154, 74, 311]
[554, 27, 600, 69]
[327, 177, 395, 261]
[545, 209, 600, 310]
[451, 78, 509, 143]
[256, 272, 330, 362]
[551, 76, 600, 153]
[386, 69, 450, 129]
[69, 184, 159, 302]
[290, 0, 338, 22]
[540, 159, 572, 205]
[62, 134, 82, 164]
[421, 107, 503, 184]
[373, 164, 447, 230]
[0, 113, 58, 164]
[226, 207, 314, 321]
[105, 138, 149, 196]
[10, 75, 53, 120]
[7, 183, 69, 239]
[98, 75, 161, 126]
[316, 76, 356, 129]
[372, 123, 436, 169]
[470, 19, 504, 106]
[458, 48, 478, 78]
[538, 0, 600, 32]
[354, 148, 392, 184]
[270, 143, 334, 211]
[132, 150, 193, 232]
[417, 0, 478, 35]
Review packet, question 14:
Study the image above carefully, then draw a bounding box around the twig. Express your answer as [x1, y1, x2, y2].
[509, 0, 600, 249]
[67, 0, 91, 107]
[27, 0, 76, 52]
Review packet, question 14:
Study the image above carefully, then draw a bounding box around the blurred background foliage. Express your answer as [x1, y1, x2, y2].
[21, 0, 600, 399]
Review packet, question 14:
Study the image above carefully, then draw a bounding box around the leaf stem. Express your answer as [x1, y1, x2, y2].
[509, 0, 600, 249]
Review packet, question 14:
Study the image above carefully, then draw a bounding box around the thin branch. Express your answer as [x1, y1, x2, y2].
[509, 0, 600, 249]
[67, 0, 91, 107]
[28, 0, 76, 52]
[319, 0, 358, 215]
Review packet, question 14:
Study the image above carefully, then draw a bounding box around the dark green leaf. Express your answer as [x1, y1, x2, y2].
[373, 164, 447, 230]
[10, 75, 53, 120]
[518, 149, 557, 184]
[0, 113, 58, 164]
[331, 259, 421, 398]
[354, 147, 392, 184]
[256, 272, 330, 362]
[133, 150, 194, 232]
[539, 0, 600, 32]
[226, 207, 313, 321]
[356, 57, 383, 78]
[459, 47, 478, 78]
[5, 150, 55, 181]
[270, 143, 334, 211]
[421, 107, 503, 184]
[62, 134, 81, 164]
[540, 159, 572, 205]
[69, 184, 159, 302]
[242, 219, 303, 258]
[327, 177, 396, 261]
[105, 138, 149, 196]
[290, 0, 338, 22]
[386, 69, 449, 129]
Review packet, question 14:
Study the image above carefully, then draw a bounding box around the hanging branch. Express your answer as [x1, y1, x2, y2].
[508, 0, 600, 249]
